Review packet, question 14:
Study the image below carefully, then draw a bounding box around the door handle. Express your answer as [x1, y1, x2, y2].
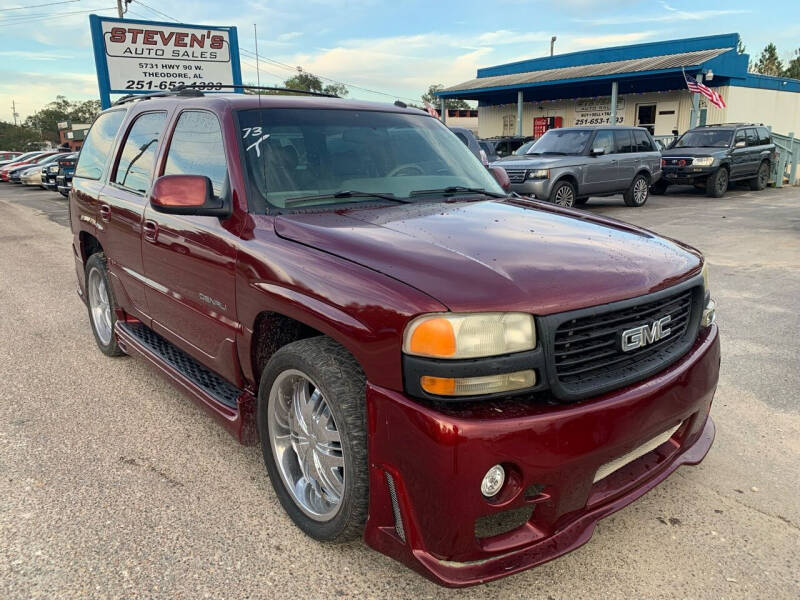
[143, 219, 159, 243]
[99, 204, 111, 222]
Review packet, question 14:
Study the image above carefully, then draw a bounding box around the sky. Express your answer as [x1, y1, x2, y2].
[0, 0, 798, 123]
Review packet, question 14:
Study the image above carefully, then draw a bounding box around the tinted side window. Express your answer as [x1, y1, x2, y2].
[745, 128, 759, 147]
[593, 130, 614, 154]
[633, 130, 654, 152]
[757, 127, 771, 145]
[74, 111, 125, 180]
[113, 112, 167, 193]
[613, 130, 634, 153]
[163, 111, 228, 196]
[454, 132, 469, 146]
[734, 130, 746, 146]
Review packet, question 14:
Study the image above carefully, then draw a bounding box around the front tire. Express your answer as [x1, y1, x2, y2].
[624, 173, 650, 207]
[706, 167, 728, 198]
[85, 253, 124, 356]
[549, 180, 576, 207]
[749, 161, 769, 191]
[651, 180, 668, 195]
[257, 337, 368, 543]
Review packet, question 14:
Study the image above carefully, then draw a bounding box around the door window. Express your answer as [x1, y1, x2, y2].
[734, 130, 746, 147]
[592, 130, 614, 155]
[163, 111, 228, 196]
[113, 112, 167, 193]
[633, 130, 654, 152]
[74, 110, 126, 180]
[757, 127, 771, 145]
[745, 128, 759, 147]
[613, 130, 634, 153]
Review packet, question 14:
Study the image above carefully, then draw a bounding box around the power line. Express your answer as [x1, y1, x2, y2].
[0, 0, 80, 12]
[133, 0, 175, 22]
[0, 6, 116, 27]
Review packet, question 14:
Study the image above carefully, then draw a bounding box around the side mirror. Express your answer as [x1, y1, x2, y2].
[489, 165, 511, 192]
[591, 147, 606, 156]
[150, 175, 230, 217]
[734, 140, 746, 148]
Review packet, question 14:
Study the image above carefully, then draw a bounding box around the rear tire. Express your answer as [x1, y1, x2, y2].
[749, 161, 769, 191]
[549, 180, 576, 208]
[705, 167, 728, 198]
[257, 336, 368, 543]
[85, 253, 124, 357]
[651, 181, 668, 195]
[624, 173, 650, 207]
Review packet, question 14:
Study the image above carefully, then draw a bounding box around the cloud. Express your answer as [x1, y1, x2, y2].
[0, 71, 97, 122]
[576, 7, 750, 26]
[0, 51, 72, 61]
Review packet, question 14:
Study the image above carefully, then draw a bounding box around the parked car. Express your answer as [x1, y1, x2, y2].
[0, 151, 22, 162]
[71, 90, 718, 587]
[46, 152, 79, 195]
[0, 151, 42, 170]
[449, 126, 488, 166]
[1, 151, 58, 182]
[20, 165, 44, 187]
[8, 152, 64, 184]
[654, 123, 776, 197]
[479, 136, 533, 162]
[496, 126, 662, 207]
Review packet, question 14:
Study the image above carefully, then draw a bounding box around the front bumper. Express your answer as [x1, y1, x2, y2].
[509, 178, 553, 199]
[364, 324, 719, 587]
[662, 165, 716, 185]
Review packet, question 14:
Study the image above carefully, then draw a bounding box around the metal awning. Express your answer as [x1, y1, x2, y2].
[442, 47, 729, 94]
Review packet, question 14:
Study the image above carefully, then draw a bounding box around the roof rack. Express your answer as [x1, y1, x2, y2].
[111, 84, 339, 106]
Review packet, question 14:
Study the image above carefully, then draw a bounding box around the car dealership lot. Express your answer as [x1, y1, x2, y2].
[1, 184, 798, 599]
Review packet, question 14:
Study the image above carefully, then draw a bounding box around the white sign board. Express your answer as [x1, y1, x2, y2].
[573, 96, 626, 126]
[90, 15, 241, 107]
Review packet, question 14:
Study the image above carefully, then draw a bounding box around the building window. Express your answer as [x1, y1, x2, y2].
[502, 114, 517, 136]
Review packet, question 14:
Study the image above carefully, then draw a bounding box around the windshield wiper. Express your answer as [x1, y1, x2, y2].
[283, 190, 412, 206]
[409, 186, 506, 198]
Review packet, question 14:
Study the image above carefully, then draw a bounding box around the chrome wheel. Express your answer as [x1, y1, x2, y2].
[553, 183, 574, 207]
[268, 369, 344, 521]
[633, 177, 648, 204]
[87, 267, 113, 346]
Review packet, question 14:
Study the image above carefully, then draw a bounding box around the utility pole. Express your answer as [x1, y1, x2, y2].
[550, 36, 557, 57]
[116, 0, 125, 18]
[11, 100, 18, 126]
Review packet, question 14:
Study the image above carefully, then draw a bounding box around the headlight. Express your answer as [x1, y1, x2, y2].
[693, 157, 715, 167]
[700, 262, 715, 327]
[403, 312, 535, 359]
[527, 169, 549, 180]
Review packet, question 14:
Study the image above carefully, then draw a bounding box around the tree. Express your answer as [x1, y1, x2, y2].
[0, 121, 43, 151]
[24, 96, 102, 145]
[753, 43, 785, 76]
[283, 71, 348, 96]
[421, 84, 470, 110]
[784, 48, 800, 80]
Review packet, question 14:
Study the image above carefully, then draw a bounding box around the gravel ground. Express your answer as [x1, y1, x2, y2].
[1, 182, 798, 599]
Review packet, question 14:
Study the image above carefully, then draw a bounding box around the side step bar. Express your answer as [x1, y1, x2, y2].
[115, 322, 257, 445]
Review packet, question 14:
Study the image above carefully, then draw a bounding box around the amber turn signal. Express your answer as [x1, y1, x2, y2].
[407, 318, 456, 357]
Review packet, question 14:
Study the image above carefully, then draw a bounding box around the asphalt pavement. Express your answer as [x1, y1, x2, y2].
[1, 182, 798, 599]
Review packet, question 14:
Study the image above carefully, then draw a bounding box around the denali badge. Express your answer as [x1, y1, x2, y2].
[621, 315, 672, 352]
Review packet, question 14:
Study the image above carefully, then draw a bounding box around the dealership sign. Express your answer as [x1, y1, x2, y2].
[89, 15, 242, 108]
[573, 96, 626, 126]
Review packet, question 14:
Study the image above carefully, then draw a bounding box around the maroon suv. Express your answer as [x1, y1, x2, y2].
[70, 90, 719, 587]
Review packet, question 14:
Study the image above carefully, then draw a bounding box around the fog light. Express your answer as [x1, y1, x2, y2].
[481, 464, 505, 497]
[420, 370, 535, 397]
[701, 298, 716, 327]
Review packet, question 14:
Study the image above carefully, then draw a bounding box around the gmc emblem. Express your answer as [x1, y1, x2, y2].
[621, 315, 672, 352]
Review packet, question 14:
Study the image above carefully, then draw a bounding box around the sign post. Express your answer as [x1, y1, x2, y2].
[89, 14, 242, 108]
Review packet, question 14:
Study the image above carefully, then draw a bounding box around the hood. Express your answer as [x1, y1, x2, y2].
[661, 147, 728, 157]
[495, 154, 585, 169]
[274, 199, 701, 314]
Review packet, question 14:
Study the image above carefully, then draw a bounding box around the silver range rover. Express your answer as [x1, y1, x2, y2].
[495, 126, 662, 208]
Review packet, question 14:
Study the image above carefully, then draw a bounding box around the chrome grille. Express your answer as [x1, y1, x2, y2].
[503, 168, 527, 183]
[551, 287, 696, 391]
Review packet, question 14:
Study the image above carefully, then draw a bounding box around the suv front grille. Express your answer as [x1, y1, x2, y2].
[503, 168, 527, 183]
[539, 280, 704, 401]
[663, 157, 694, 166]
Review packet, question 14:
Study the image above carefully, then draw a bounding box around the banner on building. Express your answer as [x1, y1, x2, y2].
[573, 96, 626, 126]
[89, 15, 242, 108]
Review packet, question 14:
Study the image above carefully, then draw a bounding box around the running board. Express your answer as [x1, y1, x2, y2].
[115, 322, 257, 445]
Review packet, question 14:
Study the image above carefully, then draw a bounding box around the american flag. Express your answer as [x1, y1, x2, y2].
[684, 72, 726, 109]
[424, 101, 440, 119]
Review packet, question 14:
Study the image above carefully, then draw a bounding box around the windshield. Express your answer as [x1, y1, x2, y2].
[674, 130, 733, 148]
[515, 140, 535, 155]
[238, 108, 504, 211]
[528, 129, 592, 155]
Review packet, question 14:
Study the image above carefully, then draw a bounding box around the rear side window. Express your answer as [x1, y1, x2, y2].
[745, 128, 759, 147]
[163, 111, 228, 197]
[757, 127, 771, 145]
[734, 130, 746, 146]
[633, 130, 654, 152]
[113, 112, 167, 193]
[613, 130, 634, 153]
[74, 110, 125, 180]
[593, 130, 614, 154]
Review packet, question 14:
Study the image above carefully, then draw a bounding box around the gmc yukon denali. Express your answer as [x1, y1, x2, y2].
[70, 89, 720, 587]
